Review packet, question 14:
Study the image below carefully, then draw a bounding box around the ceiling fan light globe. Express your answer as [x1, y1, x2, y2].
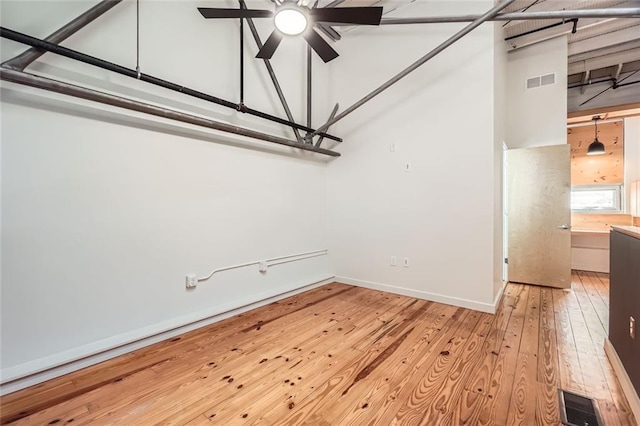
[274, 8, 308, 36]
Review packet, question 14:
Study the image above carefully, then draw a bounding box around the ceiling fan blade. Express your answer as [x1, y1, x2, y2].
[256, 30, 284, 60]
[310, 7, 383, 25]
[198, 8, 273, 19]
[303, 29, 339, 63]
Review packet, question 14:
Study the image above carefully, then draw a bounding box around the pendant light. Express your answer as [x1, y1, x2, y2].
[587, 115, 606, 156]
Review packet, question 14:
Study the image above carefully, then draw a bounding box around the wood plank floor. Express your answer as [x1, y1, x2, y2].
[1, 271, 637, 425]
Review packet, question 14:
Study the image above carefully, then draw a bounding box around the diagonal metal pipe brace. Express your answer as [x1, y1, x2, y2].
[2, 0, 122, 71]
[315, 103, 339, 148]
[239, 0, 304, 144]
[310, 0, 518, 137]
[0, 68, 340, 157]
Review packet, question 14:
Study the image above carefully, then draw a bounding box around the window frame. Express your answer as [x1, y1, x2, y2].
[570, 184, 623, 213]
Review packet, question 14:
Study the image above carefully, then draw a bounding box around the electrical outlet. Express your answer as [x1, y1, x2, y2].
[186, 274, 197, 289]
[631, 316, 636, 339]
[391, 256, 397, 266]
[403, 257, 410, 267]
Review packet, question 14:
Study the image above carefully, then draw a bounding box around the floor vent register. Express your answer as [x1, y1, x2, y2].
[559, 389, 603, 426]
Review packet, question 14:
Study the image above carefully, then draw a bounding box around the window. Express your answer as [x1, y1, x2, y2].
[571, 185, 622, 212]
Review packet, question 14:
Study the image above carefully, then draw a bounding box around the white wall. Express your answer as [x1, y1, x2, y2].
[625, 116, 640, 212]
[1, 0, 582, 393]
[1, 0, 334, 391]
[506, 36, 568, 149]
[571, 233, 610, 273]
[493, 21, 508, 299]
[325, 0, 502, 313]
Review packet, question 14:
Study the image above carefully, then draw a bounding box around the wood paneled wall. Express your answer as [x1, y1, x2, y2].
[568, 121, 624, 185]
[571, 213, 633, 231]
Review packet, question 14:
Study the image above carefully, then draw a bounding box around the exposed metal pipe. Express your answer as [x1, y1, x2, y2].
[311, 0, 517, 137]
[135, 0, 141, 78]
[504, 18, 578, 41]
[315, 103, 339, 148]
[240, 0, 304, 144]
[315, 0, 343, 41]
[195, 249, 327, 283]
[239, 7, 245, 105]
[579, 69, 639, 106]
[307, 45, 312, 131]
[0, 27, 343, 143]
[324, 0, 348, 8]
[317, 23, 341, 41]
[614, 79, 640, 89]
[502, 0, 541, 27]
[568, 76, 614, 90]
[2, 0, 123, 71]
[0, 68, 340, 157]
[370, 8, 640, 25]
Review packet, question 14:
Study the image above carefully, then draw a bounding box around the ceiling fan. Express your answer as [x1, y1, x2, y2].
[198, 0, 383, 63]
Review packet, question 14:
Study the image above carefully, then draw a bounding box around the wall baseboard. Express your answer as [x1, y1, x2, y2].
[604, 338, 640, 422]
[493, 281, 507, 311]
[336, 277, 498, 314]
[571, 262, 610, 273]
[0, 275, 335, 395]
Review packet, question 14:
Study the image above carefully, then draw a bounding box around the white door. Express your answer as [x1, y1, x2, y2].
[507, 145, 571, 289]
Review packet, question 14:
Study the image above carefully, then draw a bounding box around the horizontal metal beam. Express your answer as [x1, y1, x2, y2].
[507, 17, 616, 51]
[1, 0, 122, 71]
[614, 79, 640, 88]
[505, 18, 577, 42]
[0, 68, 340, 157]
[369, 8, 640, 25]
[0, 26, 343, 143]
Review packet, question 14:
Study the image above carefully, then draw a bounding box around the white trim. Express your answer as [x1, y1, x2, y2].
[0, 275, 335, 395]
[571, 262, 610, 273]
[604, 338, 640, 422]
[335, 277, 498, 314]
[494, 281, 507, 311]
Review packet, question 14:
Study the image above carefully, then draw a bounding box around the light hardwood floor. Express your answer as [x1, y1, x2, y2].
[1, 271, 636, 425]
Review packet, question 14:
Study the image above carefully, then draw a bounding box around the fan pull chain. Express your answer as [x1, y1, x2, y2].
[136, 0, 141, 79]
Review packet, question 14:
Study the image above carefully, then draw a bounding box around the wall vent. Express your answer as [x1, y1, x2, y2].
[526, 76, 541, 89]
[526, 73, 556, 90]
[541, 73, 555, 86]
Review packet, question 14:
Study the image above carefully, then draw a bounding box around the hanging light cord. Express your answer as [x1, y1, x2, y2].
[136, 0, 141, 79]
